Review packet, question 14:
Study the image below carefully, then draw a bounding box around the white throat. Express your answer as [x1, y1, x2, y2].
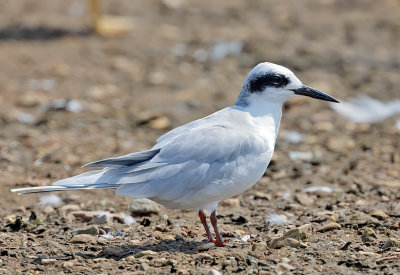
[234, 96, 283, 139]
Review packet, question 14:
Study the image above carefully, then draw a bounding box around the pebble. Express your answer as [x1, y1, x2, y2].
[275, 263, 295, 273]
[42, 205, 55, 214]
[362, 228, 378, 243]
[73, 226, 99, 235]
[376, 255, 399, 263]
[252, 191, 272, 200]
[63, 261, 75, 268]
[316, 222, 342, 232]
[160, 234, 176, 241]
[194, 253, 213, 261]
[359, 251, 379, 257]
[134, 250, 158, 258]
[381, 239, 400, 250]
[41, 258, 57, 264]
[295, 193, 314, 206]
[140, 262, 150, 271]
[89, 214, 110, 225]
[370, 209, 389, 220]
[283, 224, 311, 241]
[5, 214, 16, 223]
[234, 229, 246, 236]
[130, 199, 160, 215]
[70, 234, 96, 244]
[328, 213, 340, 222]
[222, 259, 232, 267]
[270, 237, 307, 249]
[97, 237, 108, 244]
[220, 198, 240, 207]
[252, 242, 268, 252]
[59, 204, 80, 213]
[197, 242, 216, 251]
[207, 269, 222, 275]
[148, 116, 171, 129]
[154, 257, 168, 267]
[67, 211, 95, 223]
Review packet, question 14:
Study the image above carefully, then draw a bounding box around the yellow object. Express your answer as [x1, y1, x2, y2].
[89, 0, 134, 36]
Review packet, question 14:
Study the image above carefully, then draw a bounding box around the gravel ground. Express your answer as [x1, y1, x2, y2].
[0, 0, 399, 274]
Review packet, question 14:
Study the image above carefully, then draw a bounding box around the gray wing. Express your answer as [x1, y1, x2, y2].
[82, 149, 161, 168]
[113, 124, 265, 201]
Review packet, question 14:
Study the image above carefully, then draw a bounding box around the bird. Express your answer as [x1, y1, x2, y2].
[12, 62, 339, 247]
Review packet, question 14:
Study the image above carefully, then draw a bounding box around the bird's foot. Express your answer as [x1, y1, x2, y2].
[210, 238, 227, 247]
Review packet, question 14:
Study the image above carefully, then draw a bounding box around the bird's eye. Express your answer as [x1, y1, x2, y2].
[270, 75, 283, 84]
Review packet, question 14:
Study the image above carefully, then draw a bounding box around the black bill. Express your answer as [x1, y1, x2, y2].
[292, 85, 339, 103]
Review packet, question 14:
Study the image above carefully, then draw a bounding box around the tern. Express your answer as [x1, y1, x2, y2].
[12, 62, 339, 247]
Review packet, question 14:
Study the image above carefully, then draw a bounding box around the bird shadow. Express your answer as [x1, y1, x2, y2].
[76, 239, 207, 260]
[0, 25, 91, 41]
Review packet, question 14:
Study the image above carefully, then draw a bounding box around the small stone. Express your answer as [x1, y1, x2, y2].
[222, 259, 232, 267]
[234, 229, 246, 236]
[197, 242, 216, 251]
[73, 226, 99, 235]
[252, 191, 271, 200]
[63, 261, 75, 268]
[376, 255, 399, 263]
[362, 228, 378, 243]
[42, 205, 55, 214]
[154, 257, 169, 267]
[381, 239, 400, 250]
[140, 262, 150, 271]
[134, 250, 158, 258]
[370, 209, 389, 220]
[220, 198, 240, 207]
[328, 213, 340, 222]
[177, 269, 189, 275]
[359, 251, 379, 256]
[275, 263, 295, 273]
[270, 238, 307, 249]
[41, 258, 57, 264]
[5, 214, 16, 223]
[194, 253, 212, 261]
[97, 237, 108, 244]
[295, 193, 314, 206]
[161, 234, 176, 241]
[67, 211, 95, 222]
[129, 239, 144, 245]
[252, 242, 268, 251]
[130, 199, 160, 215]
[316, 222, 342, 232]
[283, 224, 311, 241]
[70, 234, 96, 244]
[89, 214, 110, 225]
[149, 116, 171, 129]
[59, 204, 80, 213]
[207, 269, 222, 275]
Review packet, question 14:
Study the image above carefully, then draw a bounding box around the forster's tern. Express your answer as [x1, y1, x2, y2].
[12, 62, 339, 246]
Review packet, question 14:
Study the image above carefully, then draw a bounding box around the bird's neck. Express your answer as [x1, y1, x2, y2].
[235, 97, 282, 118]
[233, 98, 283, 138]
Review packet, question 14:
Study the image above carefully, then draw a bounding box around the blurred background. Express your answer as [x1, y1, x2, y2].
[0, 0, 399, 273]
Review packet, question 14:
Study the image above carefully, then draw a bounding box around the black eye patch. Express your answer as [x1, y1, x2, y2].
[249, 73, 290, 93]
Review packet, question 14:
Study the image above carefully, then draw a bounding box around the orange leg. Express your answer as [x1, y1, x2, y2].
[210, 210, 226, 247]
[198, 210, 215, 242]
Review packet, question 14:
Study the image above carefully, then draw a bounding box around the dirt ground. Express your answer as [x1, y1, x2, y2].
[0, 0, 399, 274]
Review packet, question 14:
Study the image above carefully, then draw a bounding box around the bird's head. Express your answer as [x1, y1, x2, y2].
[236, 62, 339, 106]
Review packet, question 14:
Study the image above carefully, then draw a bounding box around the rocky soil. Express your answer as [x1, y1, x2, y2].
[0, 0, 399, 274]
